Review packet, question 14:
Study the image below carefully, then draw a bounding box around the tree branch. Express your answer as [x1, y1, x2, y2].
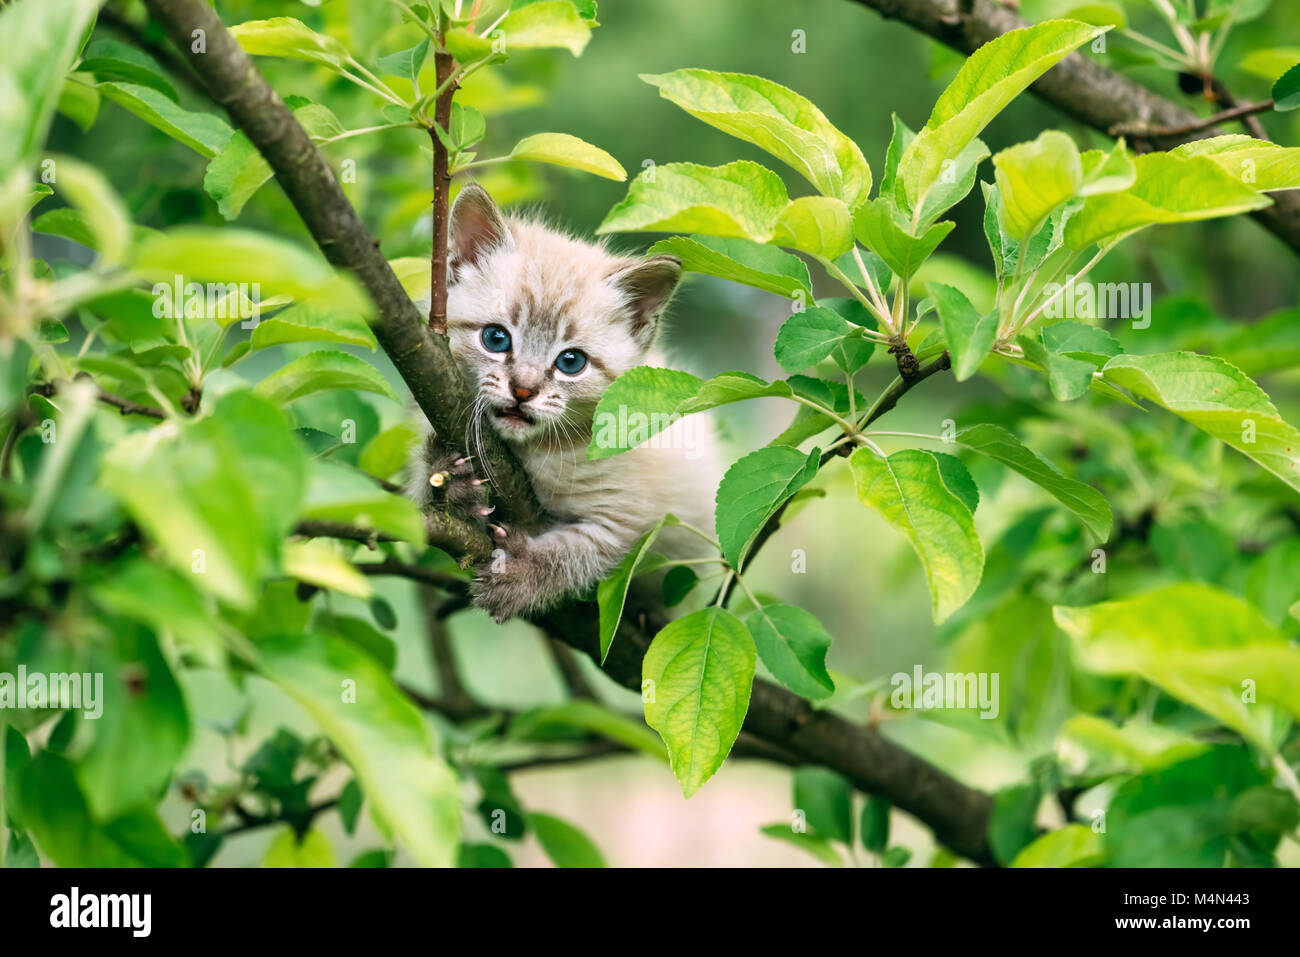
[429, 49, 456, 334]
[142, 0, 996, 866]
[31, 379, 165, 419]
[141, 0, 540, 532]
[846, 0, 1300, 256]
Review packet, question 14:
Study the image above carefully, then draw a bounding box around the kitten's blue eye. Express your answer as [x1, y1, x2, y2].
[481, 324, 512, 353]
[555, 349, 587, 375]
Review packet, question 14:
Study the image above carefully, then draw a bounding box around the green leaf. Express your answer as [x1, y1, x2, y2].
[204, 103, 348, 219]
[79, 38, 178, 101]
[101, 390, 306, 609]
[1054, 583, 1300, 751]
[597, 160, 789, 242]
[772, 195, 853, 259]
[794, 767, 853, 844]
[663, 565, 699, 606]
[264, 828, 338, 868]
[1171, 134, 1300, 191]
[596, 518, 668, 663]
[1080, 139, 1137, 195]
[1065, 153, 1271, 249]
[1103, 747, 1268, 867]
[641, 69, 871, 206]
[46, 155, 131, 268]
[528, 812, 606, 867]
[993, 131, 1083, 241]
[256, 633, 461, 867]
[955, 423, 1112, 538]
[75, 625, 191, 821]
[300, 461, 426, 545]
[716, 445, 820, 570]
[1018, 329, 1097, 401]
[283, 540, 373, 599]
[758, 823, 843, 865]
[99, 82, 234, 157]
[249, 301, 378, 351]
[1238, 47, 1300, 81]
[256, 350, 396, 405]
[587, 366, 702, 459]
[861, 796, 890, 853]
[990, 782, 1041, 864]
[1010, 825, 1104, 867]
[0, 0, 101, 172]
[648, 235, 814, 302]
[1041, 319, 1121, 363]
[643, 607, 756, 798]
[914, 136, 990, 226]
[230, 17, 350, 69]
[899, 20, 1108, 213]
[853, 197, 954, 281]
[133, 227, 367, 309]
[929, 281, 995, 381]
[880, 112, 915, 205]
[929, 450, 980, 513]
[444, 1, 593, 60]
[1058, 715, 1209, 774]
[506, 132, 625, 180]
[774, 307, 855, 373]
[17, 752, 185, 867]
[375, 37, 430, 85]
[359, 422, 419, 481]
[849, 447, 983, 623]
[822, 298, 877, 372]
[745, 603, 835, 699]
[89, 557, 226, 665]
[510, 701, 667, 762]
[1102, 351, 1300, 494]
[457, 843, 512, 868]
[57, 74, 100, 133]
[679, 371, 797, 413]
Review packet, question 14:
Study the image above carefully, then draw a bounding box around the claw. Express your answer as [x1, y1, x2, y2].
[489, 522, 508, 540]
[477, 504, 496, 517]
[453, 456, 472, 467]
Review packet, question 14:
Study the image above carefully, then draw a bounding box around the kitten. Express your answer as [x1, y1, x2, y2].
[407, 184, 721, 622]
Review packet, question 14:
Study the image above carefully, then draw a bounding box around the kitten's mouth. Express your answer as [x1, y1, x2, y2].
[494, 404, 535, 427]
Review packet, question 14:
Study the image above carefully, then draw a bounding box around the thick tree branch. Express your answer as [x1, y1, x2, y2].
[141, 0, 540, 534]
[142, 0, 996, 865]
[847, 0, 1300, 256]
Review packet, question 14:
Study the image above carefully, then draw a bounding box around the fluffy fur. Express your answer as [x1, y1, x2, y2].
[408, 185, 720, 621]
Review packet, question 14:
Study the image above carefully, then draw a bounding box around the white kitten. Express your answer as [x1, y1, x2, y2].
[408, 185, 721, 621]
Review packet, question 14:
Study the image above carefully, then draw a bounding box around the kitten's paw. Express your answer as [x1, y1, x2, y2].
[424, 448, 492, 519]
[471, 525, 536, 623]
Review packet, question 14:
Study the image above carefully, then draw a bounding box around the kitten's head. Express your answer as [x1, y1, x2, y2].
[444, 184, 681, 445]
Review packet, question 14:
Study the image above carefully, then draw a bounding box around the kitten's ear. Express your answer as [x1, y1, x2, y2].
[449, 183, 511, 277]
[607, 255, 682, 341]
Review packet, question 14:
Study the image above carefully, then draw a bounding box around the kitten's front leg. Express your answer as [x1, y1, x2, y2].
[472, 519, 634, 623]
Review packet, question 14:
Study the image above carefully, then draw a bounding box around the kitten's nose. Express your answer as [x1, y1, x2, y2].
[511, 383, 537, 402]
